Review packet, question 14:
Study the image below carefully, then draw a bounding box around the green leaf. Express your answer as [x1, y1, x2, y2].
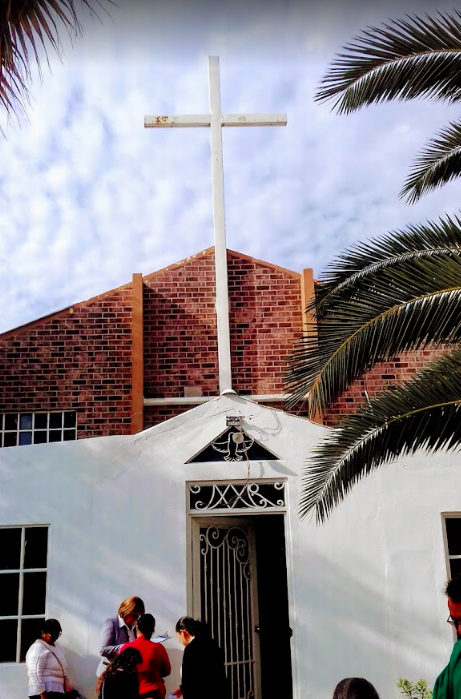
[286, 216, 461, 412]
[316, 12, 461, 113]
[300, 349, 461, 522]
[401, 121, 461, 202]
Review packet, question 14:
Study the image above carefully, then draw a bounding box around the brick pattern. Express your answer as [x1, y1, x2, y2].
[143, 251, 219, 401]
[323, 347, 448, 427]
[229, 254, 302, 395]
[142, 249, 304, 427]
[0, 287, 133, 439]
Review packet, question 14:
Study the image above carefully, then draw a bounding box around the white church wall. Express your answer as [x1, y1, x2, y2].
[0, 394, 459, 699]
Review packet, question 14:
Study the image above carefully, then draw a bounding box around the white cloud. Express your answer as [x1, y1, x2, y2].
[1, 1, 461, 331]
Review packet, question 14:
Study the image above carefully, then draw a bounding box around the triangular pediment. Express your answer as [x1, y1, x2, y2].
[187, 425, 279, 463]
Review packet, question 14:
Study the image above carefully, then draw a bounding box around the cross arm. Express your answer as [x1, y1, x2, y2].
[144, 115, 211, 128]
[221, 113, 287, 127]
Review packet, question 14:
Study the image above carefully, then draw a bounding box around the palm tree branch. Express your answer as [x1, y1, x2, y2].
[0, 0, 101, 123]
[287, 286, 461, 410]
[316, 11, 461, 113]
[401, 120, 461, 202]
[313, 215, 461, 315]
[301, 349, 461, 521]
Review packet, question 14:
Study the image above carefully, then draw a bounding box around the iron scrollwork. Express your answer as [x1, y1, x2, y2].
[189, 481, 286, 512]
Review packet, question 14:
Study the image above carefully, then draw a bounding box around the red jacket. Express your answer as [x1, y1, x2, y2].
[120, 637, 171, 698]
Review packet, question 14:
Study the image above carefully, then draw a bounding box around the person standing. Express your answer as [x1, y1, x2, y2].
[174, 616, 229, 699]
[433, 576, 461, 699]
[26, 618, 76, 699]
[97, 596, 145, 677]
[120, 613, 171, 699]
[96, 647, 142, 699]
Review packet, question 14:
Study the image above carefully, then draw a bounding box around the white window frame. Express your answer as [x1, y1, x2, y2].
[0, 411, 77, 448]
[442, 513, 461, 579]
[0, 525, 49, 663]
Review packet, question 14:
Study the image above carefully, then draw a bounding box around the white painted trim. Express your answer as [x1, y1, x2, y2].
[143, 394, 288, 406]
[144, 113, 287, 128]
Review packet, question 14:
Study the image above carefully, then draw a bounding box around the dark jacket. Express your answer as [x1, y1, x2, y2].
[180, 636, 229, 699]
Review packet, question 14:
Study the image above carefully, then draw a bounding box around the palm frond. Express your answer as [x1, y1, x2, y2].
[401, 120, 461, 202]
[287, 271, 461, 412]
[313, 215, 461, 318]
[0, 0, 101, 124]
[316, 11, 461, 113]
[301, 348, 461, 522]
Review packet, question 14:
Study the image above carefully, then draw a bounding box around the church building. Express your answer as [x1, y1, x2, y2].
[0, 57, 459, 699]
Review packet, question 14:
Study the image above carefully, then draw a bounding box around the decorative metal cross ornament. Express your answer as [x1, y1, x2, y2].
[211, 429, 254, 462]
[145, 57, 287, 394]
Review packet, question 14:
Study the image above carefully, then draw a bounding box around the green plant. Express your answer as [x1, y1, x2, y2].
[397, 678, 433, 699]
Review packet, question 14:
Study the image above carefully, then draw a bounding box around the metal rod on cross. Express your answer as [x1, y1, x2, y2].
[145, 56, 287, 394]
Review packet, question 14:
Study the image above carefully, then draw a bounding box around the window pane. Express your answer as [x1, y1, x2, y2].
[33, 431, 47, 445]
[34, 414, 48, 430]
[0, 573, 19, 615]
[49, 431, 62, 443]
[19, 433, 32, 446]
[64, 412, 77, 428]
[20, 618, 44, 662]
[446, 518, 461, 556]
[49, 413, 63, 429]
[63, 430, 76, 441]
[3, 433, 18, 447]
[451, 558, 461, 579]
[24, 528, 48, 569]
[4, 414, 18, 431]
[0, 620, 18, 662]
[22, 572, 46, 615]
[19, 415, 32, 430]
[0, 529, 21, 570]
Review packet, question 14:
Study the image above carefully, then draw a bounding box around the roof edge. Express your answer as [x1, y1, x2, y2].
[227, 249, 302, 278]
[0, 279, 133, 340]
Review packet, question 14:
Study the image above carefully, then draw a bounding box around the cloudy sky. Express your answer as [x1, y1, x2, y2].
[1, 0, 460, 332]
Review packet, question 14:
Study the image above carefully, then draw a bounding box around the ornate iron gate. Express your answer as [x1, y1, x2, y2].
[193, 519, 260, 699]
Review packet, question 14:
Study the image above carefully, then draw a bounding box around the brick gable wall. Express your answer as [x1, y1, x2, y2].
[0, 287, 133, 438]
[2, 246, 439, 438]
[142, 249, 304, 428]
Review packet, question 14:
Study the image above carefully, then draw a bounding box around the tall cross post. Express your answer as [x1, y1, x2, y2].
[145, 56, 287, 394]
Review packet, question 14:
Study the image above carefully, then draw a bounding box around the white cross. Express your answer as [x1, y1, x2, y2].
[145, 56, 287, 394]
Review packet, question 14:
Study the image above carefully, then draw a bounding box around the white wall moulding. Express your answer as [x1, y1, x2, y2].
[144, 394, 288, 406]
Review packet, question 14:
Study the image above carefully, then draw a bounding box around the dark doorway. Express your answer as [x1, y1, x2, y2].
[254, 514, 293, 699]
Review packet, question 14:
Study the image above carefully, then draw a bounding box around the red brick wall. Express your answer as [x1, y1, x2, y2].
[143, 251, 219, 403]
[228, 253, 302, 395]
[323, 347, 447, 427]
[0, 286, 133, 438]
[142, 249, 303, 428]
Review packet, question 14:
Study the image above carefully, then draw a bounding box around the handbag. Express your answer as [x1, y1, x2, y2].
[37, 640, 85, 699]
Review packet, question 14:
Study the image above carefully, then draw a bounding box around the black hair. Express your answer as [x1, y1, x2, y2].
[96, 647, 142, 698]
[175, 616, 209, 639]
[137, 613, 156, 640]
[41, 619, 62, 637]
[333, 678, 380, 699]
[446, 576, 461, 603]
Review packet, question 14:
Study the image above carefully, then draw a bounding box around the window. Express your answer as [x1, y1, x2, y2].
[444, 516, 461, 578]
[0, 411, 77, 448]
[0, 526, 49, 662]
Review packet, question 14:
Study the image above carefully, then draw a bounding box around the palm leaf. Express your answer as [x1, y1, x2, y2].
[316, 11, 461, 113]
[0, 0, 103, 124]
[287, 221, 461, 411]
[301, 348, 461, 522]
[401, 120, 461, 202]
[313, 215, 461, 318]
